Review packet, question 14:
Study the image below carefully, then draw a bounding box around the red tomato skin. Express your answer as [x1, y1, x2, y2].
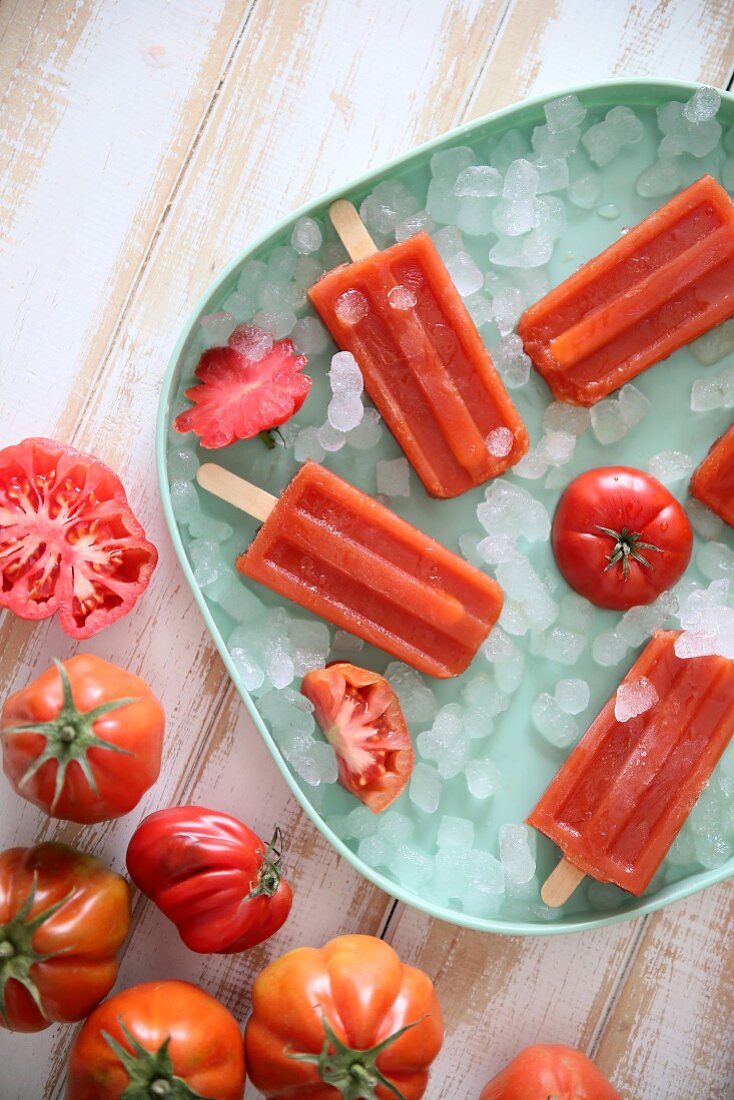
[301, 663, 414, 813]
[65, 980, 246, 1100]
[126, 806, 292, 954]
[479, 1044, 621, 1100]
[245, 934, 443, 1099]
[1, 655, 164, 823]
[0, 843, 131, 1032]
[551, 467, 692, 610]
[0, 437, 157, 638]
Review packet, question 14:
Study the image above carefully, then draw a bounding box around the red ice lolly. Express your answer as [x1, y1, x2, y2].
[309, 204, 528, 498]
[519, 175, 734, 406]
[690, 422, 734, 528]
[529, 631, 734, 899]
[197, 460, 504, 679]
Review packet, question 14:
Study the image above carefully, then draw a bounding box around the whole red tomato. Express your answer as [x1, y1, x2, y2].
[1, 654, 164, 823]
[126, 806, 292, 953]
[245, 933, 443, 1099]
[0, 437, 157, 638]
[65, 980, 246, 1099]
[0, 843, 131, 1032]
[479, 1044, 621, 1100]
[551, 466, 692, 610]
[301, 663, 414, 813]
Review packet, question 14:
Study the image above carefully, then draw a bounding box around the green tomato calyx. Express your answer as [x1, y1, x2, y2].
[288, 1011, 423, 1100]
[0, 877, 74, 1027]
[0, 658, 138, 811]
[103, 1020, 215, 1100]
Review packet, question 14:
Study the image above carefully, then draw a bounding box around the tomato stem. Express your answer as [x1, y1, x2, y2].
[594, 525, 662, 579]
[247, 825, 285, 901]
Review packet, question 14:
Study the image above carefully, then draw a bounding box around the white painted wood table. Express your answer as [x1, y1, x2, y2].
[1, 2, 733, 1097]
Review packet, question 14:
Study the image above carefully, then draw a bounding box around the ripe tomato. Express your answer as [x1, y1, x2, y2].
[65, 980, 246, 1100]
[551, 467, 692, 610]
[126, 806, 292, 953]
[1, 655, 164, 823]
[0, 437, 157, 638]
[245, 933, 443, 1100]
[0, 842, 130, 1032]
[300, 663, 413, 813]
[479, 1044, 621, 1100]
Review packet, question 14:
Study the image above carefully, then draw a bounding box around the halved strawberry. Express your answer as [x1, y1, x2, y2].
[174, 325, 311, 449]
[301, 662, 414, 814]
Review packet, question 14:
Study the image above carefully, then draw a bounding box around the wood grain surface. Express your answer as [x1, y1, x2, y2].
[1, 2, 733, 1098]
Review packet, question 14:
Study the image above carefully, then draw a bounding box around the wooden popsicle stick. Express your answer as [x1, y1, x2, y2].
[329, 198, 379, 261]
[540, 856, 586, 907]
[196, 462, 276, 523]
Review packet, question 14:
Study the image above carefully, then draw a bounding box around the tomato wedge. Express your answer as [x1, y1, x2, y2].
[301, 662, 413, 813]
[551, 466, 692, 610]
[0, 438, 157, 638]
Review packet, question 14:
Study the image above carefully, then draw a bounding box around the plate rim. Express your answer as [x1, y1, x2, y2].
[156, 76, 734, 936]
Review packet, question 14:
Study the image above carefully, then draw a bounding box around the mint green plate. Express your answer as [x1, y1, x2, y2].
[156, 78, 734, 935]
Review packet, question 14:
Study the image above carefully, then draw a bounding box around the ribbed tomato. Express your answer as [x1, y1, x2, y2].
[301, 663, 414, 813]
[126, 806, 292, 953]
[479, 1044, 621, 1100]
[0, 843, 131, 1032]
[245, 934, 443, 1100]
[65, 980, 246, 1099]
[0, 437, 157, 637]
[1, 654, 164, 823]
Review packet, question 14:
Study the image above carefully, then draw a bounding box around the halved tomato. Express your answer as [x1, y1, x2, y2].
[301, 662, 413, 813]
[0, 438, 157, 638]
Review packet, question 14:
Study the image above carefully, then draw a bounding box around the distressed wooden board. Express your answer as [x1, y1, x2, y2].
[0, 1, 733, 1099]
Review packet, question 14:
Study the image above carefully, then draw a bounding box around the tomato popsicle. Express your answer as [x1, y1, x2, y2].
[308, 201, 528, 498]
[197, 461, 503, 678]
[519, 175, 734, 406]
[529, 631, 734, 902]
[690, 422, 734, 527]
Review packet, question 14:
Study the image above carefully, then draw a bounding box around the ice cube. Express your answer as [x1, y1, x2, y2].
[614, 676, 659, 722]
[328, 394, 364, 432]
[543, 626, 587, 666]
[253, 309, 296, 339]
[503, 158, 539, 198]
[491, 286, 526, 332]
[499, 824, 536, 885]
[568, 172, 603, 209]
[494, 650, 525, 694]
[647, 450, 693, 483]
[360, 180, 419, 237]
[605, 105, 644, 145]
[687, 499, 724, 540]
[294, 426, 326, 463]
[291, 216, 323, 255]
[531, 692, 579, 748]
[395, 209, 435, 242]
[486, 426, 515, 458]
[535, 195, 568, 239]
[697, 541, 734, 581]
[490, 129, 530, 173]
[237, 259, 267, 296]
[559, 592, 595, 632]
[290, 619, 331, 676]
[493, 333, 532, 388]
[683, 86, 720, 124]
[636, 156, 683, 198]
[691, 374, 727, 411]
[343, 805, 378, 839]
[357, 835, 388, 868]
[544, 93, 586, 133]
[409, 763, 442, 813]
[268, 247, 297, 282]
[431, 146, 475, 183]
[437, 815, 474, 850]
[582, 122, 620, 168]
[542, 401, 591, 437]
[316, 421, 346, 452]
[434, 846, 473, 900]
[321, 239, 349, 269]
[229, 646, 265, 692]
[376, 458, 410, 497]
[385, 662, 437, 724]
[347, 407, 383, 450]
[445, 250, 484, 296]
[294, 254, 324, 289]
[332, 629, 364, 653]
[555, 678, 590, 715]
[464, 757, 501, 799]
[512, 449, 548, 480]
[493, 198, 539, 236]
[334, 289, 369, 325]
[690, 318, 734, 365]
[168, 445, 199, 481]
[532, 123, 581, 158]
[393, 845, 434, 890]
[329, 350, 363, 395]
[539, 429, 575, 467]
[618, 384, 651, 427]
[590, 396, 627, 444]
[377, 811, 414, 844]
[170, 479, 201, 525]
[535, 156, 569, 194]
[432, 225, 464, 260]
[463, 850, 506, 909]
[200, 311, 236, 345]
[426, 179, 462, 226]
[291, 316, 329, 355]
[387, 284, 418, 310]
[454, 165, 502, 198]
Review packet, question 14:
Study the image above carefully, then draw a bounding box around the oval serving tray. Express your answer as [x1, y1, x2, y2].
[157, 78, 734, 935]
